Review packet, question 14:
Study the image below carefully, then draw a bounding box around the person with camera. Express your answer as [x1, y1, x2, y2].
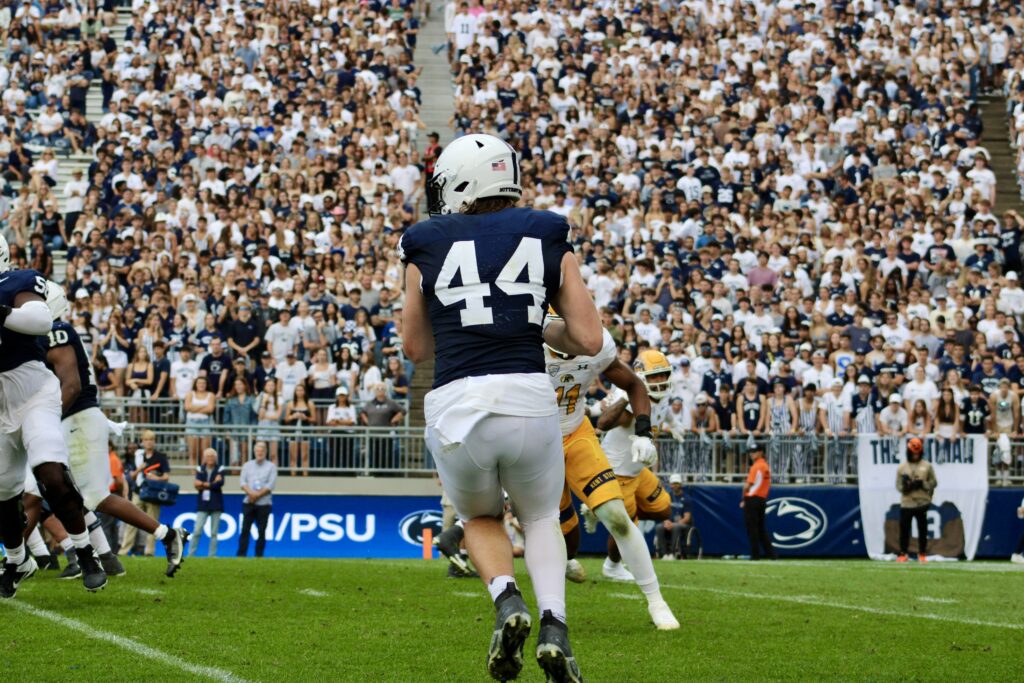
[655, 474, 692, 560]
[896, 437, 937, 563]
[119, 430, 171, 557]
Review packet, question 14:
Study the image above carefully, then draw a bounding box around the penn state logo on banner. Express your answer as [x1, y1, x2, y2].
[398, 510, 445, 546]
[765, 497, 828, 549]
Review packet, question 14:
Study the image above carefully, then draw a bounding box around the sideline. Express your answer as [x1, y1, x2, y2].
[661, 583, 1023, 631]
[3, 600, 255, 683]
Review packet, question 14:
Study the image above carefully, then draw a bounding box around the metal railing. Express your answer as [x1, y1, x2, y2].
[100, 396, 412, 428]
[107, 426, 1024, 485]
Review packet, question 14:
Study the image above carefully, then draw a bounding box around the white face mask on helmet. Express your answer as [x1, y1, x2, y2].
[0, 233, 10, 274]
[426, 133, 522, 215]
[45, 280, 70, 320]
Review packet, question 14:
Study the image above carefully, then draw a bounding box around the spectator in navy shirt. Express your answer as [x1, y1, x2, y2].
[189, 448, 224, 558]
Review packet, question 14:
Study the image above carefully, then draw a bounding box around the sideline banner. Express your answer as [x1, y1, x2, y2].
[856, 435, 988, 560]
[687, 485, 865, 557]
[165, 494, 443, 558]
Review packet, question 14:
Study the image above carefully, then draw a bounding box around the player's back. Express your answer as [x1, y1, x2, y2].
[47, 321, 100, 418]
[401, 207, 572, 390]
[0, 269, 49, 373]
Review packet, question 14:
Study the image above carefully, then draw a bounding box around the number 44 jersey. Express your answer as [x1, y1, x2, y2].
[546, 329, 618, 437]
[400, 207, 572, 389]
[0, 269, 49, 373]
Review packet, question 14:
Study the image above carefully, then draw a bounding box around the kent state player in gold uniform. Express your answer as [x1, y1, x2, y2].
[546, 329, 679, 630]
[594, 350, 675, 581]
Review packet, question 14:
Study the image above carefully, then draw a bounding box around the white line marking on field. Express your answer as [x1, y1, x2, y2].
[693, 559, 1024, 574]
[133, 588, 163, 596]
[298, 588, 330, 598]
[2, 600, 253, 682]
[453, 591, 481, 598]
[662, 584, 1022, 631]
[609, 592, 642, 601]
[918, 596, 957, 604]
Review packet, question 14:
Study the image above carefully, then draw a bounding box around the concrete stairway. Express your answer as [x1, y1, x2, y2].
[979, 94, 1024, 213]
[413, 15, 455, 150]
[85, 9, 133, 121]
[407, 14, 455, 421]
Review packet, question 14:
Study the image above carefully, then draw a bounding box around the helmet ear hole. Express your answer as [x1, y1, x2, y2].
[453, 181, 469, 193]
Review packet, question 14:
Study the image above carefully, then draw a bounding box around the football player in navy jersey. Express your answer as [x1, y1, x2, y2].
[0, 235, 106, 597]
[402, 134, 600, 683]
[19, 282, 189, 579]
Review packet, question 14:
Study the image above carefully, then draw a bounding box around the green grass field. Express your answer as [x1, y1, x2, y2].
[2, 557, 1022, 682]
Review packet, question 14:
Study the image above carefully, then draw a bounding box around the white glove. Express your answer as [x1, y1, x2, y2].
[630, 435, 657, 467]
[671, 430, 686, 444]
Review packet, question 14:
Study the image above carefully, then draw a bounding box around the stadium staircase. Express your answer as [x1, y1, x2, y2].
[48, 10, 132, 282]
[979, 94, 1024, 213]
[407, 12, 456, 425]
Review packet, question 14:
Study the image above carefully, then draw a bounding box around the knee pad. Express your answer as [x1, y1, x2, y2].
[33, 463, 85, 513]
[595, 500, 633, 538]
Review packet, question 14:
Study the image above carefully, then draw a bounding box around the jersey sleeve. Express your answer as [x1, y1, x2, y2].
[47, 321, 76, 349]
[594, 329, 618, 373]
[0, 269, 47, 305]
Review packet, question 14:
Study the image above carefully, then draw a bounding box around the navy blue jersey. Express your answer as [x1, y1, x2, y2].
[740, 396, 762, 430]
[400, 208, 572, 388]
[0, 269, 49, 373]
[47, 321, 100, 418]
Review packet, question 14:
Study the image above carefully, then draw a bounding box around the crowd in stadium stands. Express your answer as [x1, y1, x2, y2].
[2, 0, 1024, 480]
[0, 0, 422, 470]
[442, 0, 1024, 482]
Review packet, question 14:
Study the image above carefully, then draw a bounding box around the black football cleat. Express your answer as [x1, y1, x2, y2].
[76, 545, 107, 593]
[99, 552, 126, 577]
[434, 524, 470, 573]
[59, 548, 82, 579]
[0, 557, 38, 599]
[163, 528, 189, 577]
[33, 552, 61, 571]
[536, 611, 583, 683]
[487, 582, 532, 681]
[447, 563, 480, 579]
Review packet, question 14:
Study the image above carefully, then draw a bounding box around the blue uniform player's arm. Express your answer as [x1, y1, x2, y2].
[402, 262, 434, 364]
[0, 286, 51, 335]
[46, 330, 83, 416]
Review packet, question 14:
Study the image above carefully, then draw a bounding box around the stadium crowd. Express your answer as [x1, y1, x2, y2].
[1, 0, 1024, 482]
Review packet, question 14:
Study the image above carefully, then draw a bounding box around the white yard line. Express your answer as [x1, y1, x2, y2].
[917, 596, 957, 604]
[3, 600, 254, 683]
[694, 559, 1024, 574]
[452, 591, 482, 598]
[662, 583, 1022, 631]
[609, 592, 642, 601]
[298, 588, 330, 598]
[132, 588, 163, 596]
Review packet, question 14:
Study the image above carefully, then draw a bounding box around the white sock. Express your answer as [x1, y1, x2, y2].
[59, 537, 73, 552]
[487, 575, 517, 603]
[69, 531, 90, 550]
[5, 543, 26, 565]
[596, 502, 664, 602]
[27, 528, 49, 557]
[603, 557, 620, 568]
[85, 512, 111, 555]
[153, 524, 169, 541]
[521, 516, 567, 622]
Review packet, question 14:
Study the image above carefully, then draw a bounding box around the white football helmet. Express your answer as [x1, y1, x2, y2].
[45, 280, 70, 320]
[0, 233, 9, 273]
[427, 133, 522, 215]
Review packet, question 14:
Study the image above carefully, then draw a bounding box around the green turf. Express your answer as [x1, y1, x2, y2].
[2, 557, 1022, 682]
